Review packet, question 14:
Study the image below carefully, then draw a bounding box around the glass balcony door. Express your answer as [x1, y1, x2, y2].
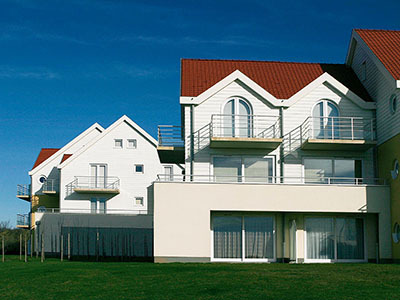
[90, 164, 107, 188]
[222, 98, 253, 138]
[312, 101, 339, 139]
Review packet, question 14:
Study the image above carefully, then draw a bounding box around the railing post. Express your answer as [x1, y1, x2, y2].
[351, 117, 354, 140]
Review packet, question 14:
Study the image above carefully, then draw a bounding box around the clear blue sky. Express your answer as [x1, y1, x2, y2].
[0, 0, 399, 225]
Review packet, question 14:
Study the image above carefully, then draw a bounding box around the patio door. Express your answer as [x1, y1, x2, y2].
[222, 98, 252, 138]
[90, 164, 107, 188]
[289, 220, 297, 262]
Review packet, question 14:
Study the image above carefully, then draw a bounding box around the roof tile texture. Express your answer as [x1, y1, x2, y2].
[355, 29, 400, 80]
[32, 148, 60, 170]
[181, 59, 372, 101]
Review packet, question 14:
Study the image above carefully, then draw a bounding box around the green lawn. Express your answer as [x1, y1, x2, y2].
[1, 256, 400, 300]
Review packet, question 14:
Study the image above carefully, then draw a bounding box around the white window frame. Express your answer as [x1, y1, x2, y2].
[134, 164, 144, 174]
[127, 139, 137, 149]
[134, 197, 144, 206]
[303, 215, 367, 263]
[301, 156, 364, 184]
[211, 213, 276, 263]
[114, 139, 123, 149]
[210, 155, 276, 183]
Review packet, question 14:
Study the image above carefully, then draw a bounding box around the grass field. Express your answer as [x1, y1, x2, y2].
[1, 256, 400, 300]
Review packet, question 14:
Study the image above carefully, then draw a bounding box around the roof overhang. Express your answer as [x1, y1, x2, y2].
[180, 70, 375, 110]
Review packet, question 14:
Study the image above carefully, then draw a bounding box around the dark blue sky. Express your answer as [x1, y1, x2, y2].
[1, 0, 399, 224]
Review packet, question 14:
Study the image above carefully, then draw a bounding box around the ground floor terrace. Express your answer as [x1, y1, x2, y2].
[152, 182, 392, 263]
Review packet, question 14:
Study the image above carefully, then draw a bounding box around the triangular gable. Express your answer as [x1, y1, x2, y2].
[181, 70, 375, 110]
[29, 123, 104, 175]
[58, 115, 158, 169]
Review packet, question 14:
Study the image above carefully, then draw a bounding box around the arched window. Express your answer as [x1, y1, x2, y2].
[312, 100, 339, 139]
[222, 98, 252, 137]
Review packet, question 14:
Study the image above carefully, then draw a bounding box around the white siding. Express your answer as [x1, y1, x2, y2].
[59, 120, 169, 214]
[351, 40, 400, 144]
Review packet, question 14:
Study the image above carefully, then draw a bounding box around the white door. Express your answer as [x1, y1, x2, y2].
[222, 99, 252, 138]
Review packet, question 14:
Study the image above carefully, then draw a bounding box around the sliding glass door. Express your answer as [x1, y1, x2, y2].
[213, 215, 275, 262]
[305, 217, 365, 262]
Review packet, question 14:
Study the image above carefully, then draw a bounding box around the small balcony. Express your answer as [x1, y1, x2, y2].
[300, 117, 376, 151]
[16, 184, 30, 201]
[42, 179, 58, 195]
[210, 114, 282, 149]
[67, 176, 120, 194]
[16, 214, 30, 228]
[157, 125, 185, 164]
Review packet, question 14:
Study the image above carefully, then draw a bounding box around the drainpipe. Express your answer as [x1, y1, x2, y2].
[279, 107, 284, 183]
[190, 105, 194, 181]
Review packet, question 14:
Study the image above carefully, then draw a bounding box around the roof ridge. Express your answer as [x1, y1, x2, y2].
[181, 58, 343, 65]
[355, 28, 400, 33]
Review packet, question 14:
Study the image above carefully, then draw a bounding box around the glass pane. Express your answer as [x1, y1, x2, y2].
[336, 218, 364, 260]
[99, 199, 106, 214]
[90, 198, 97, 213]
[237, 100, 252, 138]
[312, 102, 324, 138]
[333, 160, 355, 184]
[244, 157, 273, 183]
[304, 159, 333, 184]
[223, 100, 234, 137]
[306, 218, 334, 260]
[98, 165, 106, 188]
[213, 216, 242, 259]
[213, 157, 242, 182]
[245, 217, 274, 259]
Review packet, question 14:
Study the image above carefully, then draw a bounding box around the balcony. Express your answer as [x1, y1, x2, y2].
[300, 117, 376, 151]
[210, 114, 282, 149]
[16, 214, 30, 228]
[16, 184, 30, 201]
[42, 179, 58, 195]
[157, 125, 185, 163]
[156, 174, 385, 186]
[67, 176, 120, 194]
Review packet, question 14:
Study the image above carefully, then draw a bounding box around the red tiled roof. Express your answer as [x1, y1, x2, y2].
[181, 59, 372, 102]
[60, 154, 72, 164]
[32, 148, 60, 170]
[355, 29, 400, 80]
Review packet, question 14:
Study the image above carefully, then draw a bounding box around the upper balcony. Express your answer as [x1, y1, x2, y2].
[16, 213, 30, 229]
[66, 176, 120, 195]
[157, 125, 185, 164]
[299, 116, 376, 151]
[210, 114, 282, 149]
[42, 179, 59, 195]
[16, 184, 30, 201]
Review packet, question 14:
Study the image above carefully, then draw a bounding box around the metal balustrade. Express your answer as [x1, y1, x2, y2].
[32, 207, 150, 215]
[158, 125, 184, 147]
[300, 116, 376, 142]
[42, 179, 58, 193]
[66, 176, 120, 195]
[16, 214, 30, 227]
[156, 174, 385, 186]
[210, 114, 281, 139]
[17, 184, 30, 198]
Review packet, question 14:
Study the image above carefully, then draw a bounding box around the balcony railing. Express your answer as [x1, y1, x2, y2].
[210, 114, 281, 139]
[156, 174, 385, 186]
[300, 116, 376, 142]
[158, 125, 184, 147]
[16, 214, 30, 227]
[42, 179, 58, 194]
[66, 176, 120, 195]
[32, 207, 149, 215]
[17, 184, 30, 199]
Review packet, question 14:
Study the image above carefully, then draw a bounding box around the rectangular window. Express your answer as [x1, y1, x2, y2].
[213, 156, 274, 183]
[127, 139, 137, 149]
[135, 197, 144, 206]
[90, 197, 106, 214]
[305, 217, 364, 262]
[212, 215, 275, 261]
[135, 164, 144, 173]
[164, 166, 173, 181]
[90, 198, 97, 213]
[114, 139, 123, 149]
[99, 198, 106, 214]
[304, 158, 362, 184]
